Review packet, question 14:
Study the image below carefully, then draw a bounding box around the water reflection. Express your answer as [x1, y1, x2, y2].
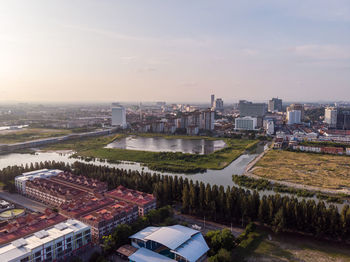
[105, 136, 227, 155]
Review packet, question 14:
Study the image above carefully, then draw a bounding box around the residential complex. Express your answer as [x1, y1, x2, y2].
[13, 170, 156, 243]
[0, 219, 91, 262]
[127, 224, 209, 262]
[15, 169, 63, 195]
[106, 185, 157, 216]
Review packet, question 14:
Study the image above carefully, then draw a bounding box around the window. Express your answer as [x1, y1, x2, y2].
[56, 242, 62, 247]
[46, 247, 51, 252]
[66, 237, 71, 243]
[20, 257, 29, 262]
[35, 251, 41, 257]
[84, 230, 90, 235]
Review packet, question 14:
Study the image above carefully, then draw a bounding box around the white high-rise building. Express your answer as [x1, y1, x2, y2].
[112, 106, 127, 128]
[324, 107, 337, 128]
[235, 117, 258, 130]
[287, 110, 301, 125]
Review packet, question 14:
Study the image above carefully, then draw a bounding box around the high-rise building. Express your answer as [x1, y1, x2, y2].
[211, 94, 215, 108]
[324, 107, 337, 128]
[287, 104, 304, 121]
[238, 100, 267, 117]
[235, 117, 258, 130]
[336, 110, 350, 130]
[268, 98, 282, 112]
[287, 110, 301, 125]
[112, 106, 127, 128]
[214, 98, 224, 111]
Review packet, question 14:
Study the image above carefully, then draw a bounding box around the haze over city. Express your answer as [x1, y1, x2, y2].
[1, 0, 350, 103]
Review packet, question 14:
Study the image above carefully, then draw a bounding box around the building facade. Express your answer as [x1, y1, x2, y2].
[287, 110, 301, 125]
[112, 106, 127, 128]
[105, 185, 156, 216]
[0, 219, 91, 262]
[325, 107, 337, 128]
[235, 117, 258, 130]
[268, 98, 282, 112]
[238, 100, 267, 117]
[15, 169, 62, 195]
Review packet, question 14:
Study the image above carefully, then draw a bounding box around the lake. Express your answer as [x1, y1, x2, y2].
[105, 136, 227, 154]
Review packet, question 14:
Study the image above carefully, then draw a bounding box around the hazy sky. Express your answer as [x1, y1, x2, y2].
[1, 0, 350, 103]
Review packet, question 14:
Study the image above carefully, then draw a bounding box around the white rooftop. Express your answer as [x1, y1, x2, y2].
[15, 169, 62, 181]
[0, 219, 89, 262]
[128, 247, 175, 262]
[144, 225, 198, 250]
[130, 225, 209, 262]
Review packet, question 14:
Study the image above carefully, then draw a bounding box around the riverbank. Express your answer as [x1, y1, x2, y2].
[44, 134, 258, 173]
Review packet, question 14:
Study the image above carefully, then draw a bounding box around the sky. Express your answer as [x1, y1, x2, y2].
[0, 0, 350, 103]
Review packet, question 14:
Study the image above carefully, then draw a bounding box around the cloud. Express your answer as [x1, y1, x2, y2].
[291, 44, 350, 60]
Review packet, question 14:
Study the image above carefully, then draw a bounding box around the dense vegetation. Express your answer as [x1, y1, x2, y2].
[232, 175, 345, 203]
[1, 161, 349, 241]
[299, 140, 350, 149]
[305, 107, 325, 122]
[46, 134, 258, 173]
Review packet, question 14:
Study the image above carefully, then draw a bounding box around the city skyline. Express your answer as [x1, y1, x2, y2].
[1, 0, 350, 103]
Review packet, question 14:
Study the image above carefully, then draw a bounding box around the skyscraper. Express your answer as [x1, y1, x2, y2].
[112, 105, 127, 128]
[211, 94, 215, 108]
[287, 110, 301, 125]
[336, 110, 350, 130]
[214, 98, 224, 111]
[287, 104, 304, 121]
[268, 98, 282, 112]
[324, 107, 337, 128]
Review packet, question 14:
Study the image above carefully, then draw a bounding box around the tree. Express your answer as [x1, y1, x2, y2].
[208, 248, 232, 262]
[182, 184, 190, 213]
[273, 208, 286, 234]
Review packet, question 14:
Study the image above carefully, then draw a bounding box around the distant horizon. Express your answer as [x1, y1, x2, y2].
[1, 1, 349, 102]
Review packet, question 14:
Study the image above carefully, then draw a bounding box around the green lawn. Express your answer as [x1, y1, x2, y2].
[0, 128, 72, 144]
[45, 134, 258, 173]
[233, 230, 350, 262]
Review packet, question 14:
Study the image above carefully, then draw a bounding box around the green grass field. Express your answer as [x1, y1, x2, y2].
[233, 230, 350, 262]
[45, 134, 257, 173]
[253, 150, 350, 190]
[0, 128, 71, 144]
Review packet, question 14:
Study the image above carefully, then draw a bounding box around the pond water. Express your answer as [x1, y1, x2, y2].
[105, 136, 227, 155]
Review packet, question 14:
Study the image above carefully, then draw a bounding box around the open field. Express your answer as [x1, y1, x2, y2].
[45, 134, 258, 173]
[252, 150, 350, 190]
[233, 230, 350, 262]
[0, 128, 72, 144]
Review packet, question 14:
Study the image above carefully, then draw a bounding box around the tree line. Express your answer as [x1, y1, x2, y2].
[0, 161, 349, 240]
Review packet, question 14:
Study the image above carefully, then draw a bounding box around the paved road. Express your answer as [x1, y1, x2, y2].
[0, 191, 48, 213]
[174, 211, 244, 238]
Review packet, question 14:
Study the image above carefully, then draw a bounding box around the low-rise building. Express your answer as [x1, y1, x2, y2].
[50, 172, 108, 194]
[0, 219, 91, 262]
[79, 201, 138, 242]
[0, 209, 66, 246]
[15, 169, 62, 195]
[129, 225, 209, 262]
[106, 186, 156, 216]
[25, 178, 86, 206]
